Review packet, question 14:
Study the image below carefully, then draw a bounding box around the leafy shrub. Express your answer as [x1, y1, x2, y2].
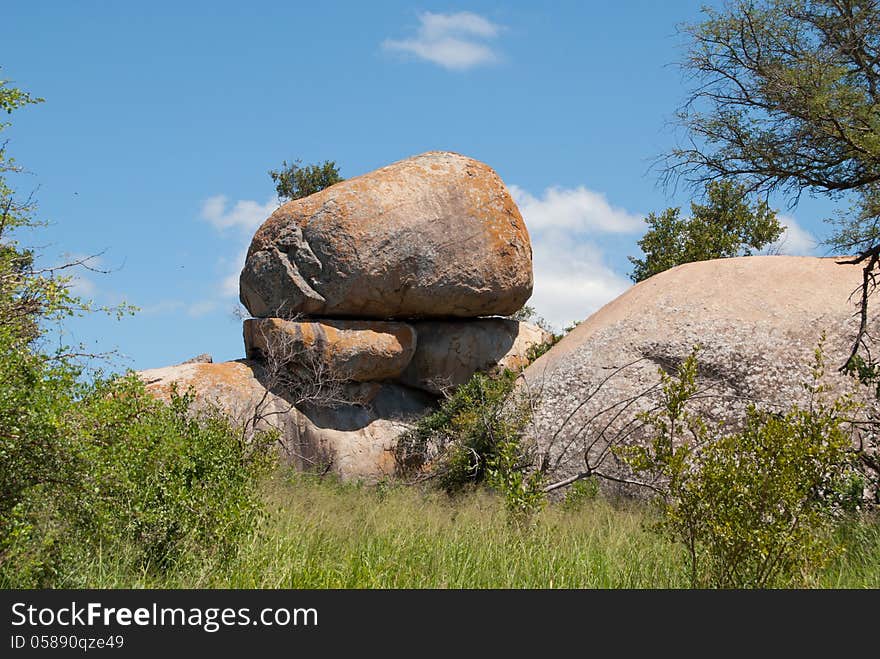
[269, 158, 343, 201]
[0, 365, 276, 587]
[622, 347, 863, 588]
[0, 74, 276, 587]
[395, 369, 543, 514]
[561, 477, 599, 512]
[486, 437, 546, 524]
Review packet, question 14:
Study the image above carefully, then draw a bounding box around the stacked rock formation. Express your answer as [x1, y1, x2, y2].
[141, 152, 552, 480]
[238, 151, 550, 397]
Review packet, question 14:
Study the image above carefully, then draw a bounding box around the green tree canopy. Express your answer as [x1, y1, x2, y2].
[269, 159, 343, 202]
[628, 180, 783, 282]
[665, 0, 880, 200]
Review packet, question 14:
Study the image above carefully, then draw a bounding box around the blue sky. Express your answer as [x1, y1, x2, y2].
[3, 1, 834, 371]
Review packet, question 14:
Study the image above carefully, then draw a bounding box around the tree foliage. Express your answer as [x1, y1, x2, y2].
[629, 179, 783, 282]
[269, 159, 343, 202]
[666, 0, 880, 199]
[664, 0, 880, 373]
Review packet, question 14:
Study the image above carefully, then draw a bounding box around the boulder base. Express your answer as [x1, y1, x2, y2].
[400, 319, 553, 394]
[138, 360, 436, 480]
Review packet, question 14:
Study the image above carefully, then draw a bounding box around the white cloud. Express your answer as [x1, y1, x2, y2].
[200, 195, 278, 232]
[382, 11, 503, 70]
[187, 300, 219, 318]
[510, 185, 644, 234]
[773, 214, 818, 255]
[199, 195, 279, 300]
[68, 273, 97, 297]
[220, 246, 249, 298]
[141, 300, 185, 315]
[512, 185, 642, 330]
[529, 231, 632, 330]
[140, 298, 217, 318]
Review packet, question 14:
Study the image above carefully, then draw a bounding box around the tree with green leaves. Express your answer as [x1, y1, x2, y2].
[628, 180, 783, 282]
[662, 0, 880, 371]
[269, 159, 343, 202]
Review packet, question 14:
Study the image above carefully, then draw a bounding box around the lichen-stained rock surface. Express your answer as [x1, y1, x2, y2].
[137, 360, 435, 480]
[400, 319, 553, 394]
[522, 256, 879, 492]
[239, 151, 534, 319]
[243, 318, 417, 382]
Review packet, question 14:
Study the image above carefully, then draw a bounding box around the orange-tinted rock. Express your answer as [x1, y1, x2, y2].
[239, 151, 533, 319]
[399, 319, 553, 394]
[243, 318, 416, 382]
[138, 360, 435, 481]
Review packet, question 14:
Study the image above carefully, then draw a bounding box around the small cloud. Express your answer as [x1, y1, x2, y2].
[141, 300, 185, 315]
[69, 273, 97, 297]
[200, 195, 278, 232]
[773, 214, 818, 255]
[510, 185, 644, 234]
[187, 300, 219, 318]
[383, 11, 503, 70]
[220, 246, 249, 298]
[199, 195, 279, 300]
[139, 298, 217, 318]
[59, 252, 106, 299]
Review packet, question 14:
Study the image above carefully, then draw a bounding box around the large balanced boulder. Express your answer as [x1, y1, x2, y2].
[400, 319, 553, 394]
[243, 318, 416, 382]
[239, 151, 533, 319]
[523, 256, 878, 491]
[138, 360, 434, 480]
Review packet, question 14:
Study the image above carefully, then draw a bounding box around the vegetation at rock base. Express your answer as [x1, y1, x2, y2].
[41, 474, 880, 589]
[628, 180, 783, 282]
[269, 158, 344, 202]
[394, 370, 535, 493]
[620, 346, 865, 588]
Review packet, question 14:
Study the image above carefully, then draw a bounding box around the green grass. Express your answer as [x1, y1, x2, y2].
[63, 472, 880, 589]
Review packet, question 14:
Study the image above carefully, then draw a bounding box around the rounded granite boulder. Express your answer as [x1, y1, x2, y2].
[239, 151, 533, 319]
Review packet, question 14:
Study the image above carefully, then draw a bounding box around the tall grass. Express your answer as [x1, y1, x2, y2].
[66, 472, 880, 589]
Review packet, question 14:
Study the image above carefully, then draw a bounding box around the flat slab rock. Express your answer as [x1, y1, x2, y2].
[242, 317, 552, 395]
[243, 318, 416, 382]
[239, 151, 534, 319]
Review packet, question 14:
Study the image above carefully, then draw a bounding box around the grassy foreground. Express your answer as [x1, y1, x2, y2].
[67, 472, 880, 589]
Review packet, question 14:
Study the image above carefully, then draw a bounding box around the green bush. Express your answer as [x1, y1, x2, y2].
[561, 477, 599, 512]
[0, 361, 276, 587]
[622, 347, 863, 588]
[486, 437, 546, 524]
[395, 370, 542, 507]
[269, 158, 343, 201]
